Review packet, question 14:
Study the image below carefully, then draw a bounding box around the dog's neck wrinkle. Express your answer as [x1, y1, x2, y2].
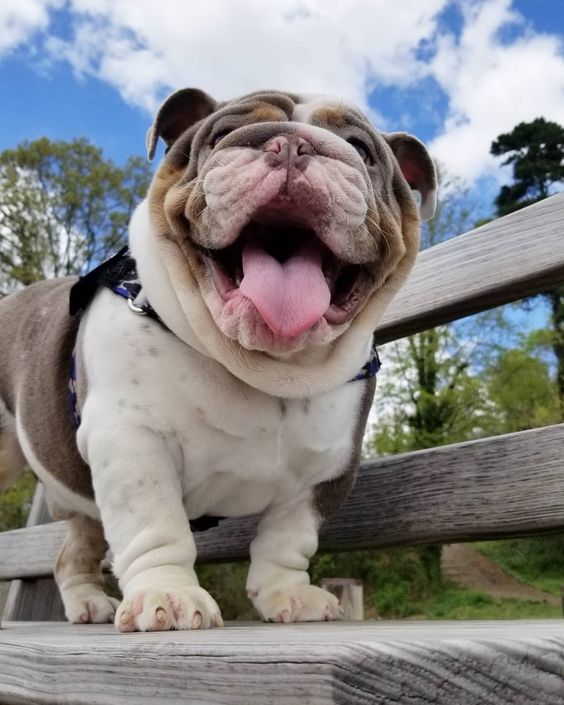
[129, 202, 210, 358]
[129, 200, 382, 399]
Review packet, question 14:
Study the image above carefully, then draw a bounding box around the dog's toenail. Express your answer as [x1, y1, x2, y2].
[155, 607, 166, 622]
[191, 611, 202, 629]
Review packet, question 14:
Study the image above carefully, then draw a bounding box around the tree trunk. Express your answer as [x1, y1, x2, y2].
[546, 287, 564, 418]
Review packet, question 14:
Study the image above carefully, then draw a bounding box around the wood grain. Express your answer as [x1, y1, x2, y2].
[375, 192, 564, 343]
[0, 620, 562, 704]
[2, 484, 65, 622]
[2, 423, 564, 580]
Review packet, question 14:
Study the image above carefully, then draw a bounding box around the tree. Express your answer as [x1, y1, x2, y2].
[0, 138, 151, 293]
[491, 118, 564, 216]
[369, 173, 500, 586]
[371, 174, 496, 455]
[486, 347, 561, 434]
[490, 119, 564, 411]
[0, 138, 151, 533]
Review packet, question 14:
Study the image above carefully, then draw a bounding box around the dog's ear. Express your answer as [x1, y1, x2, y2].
[146, 88, 217, 161]
[383, 132, 437, 220]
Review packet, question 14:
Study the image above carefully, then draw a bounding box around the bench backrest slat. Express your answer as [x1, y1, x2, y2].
[2, 423, 564, 580]
[375, 193, 564, 343]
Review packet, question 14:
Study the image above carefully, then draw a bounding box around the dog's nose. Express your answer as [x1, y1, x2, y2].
[264, 135, 315, 166]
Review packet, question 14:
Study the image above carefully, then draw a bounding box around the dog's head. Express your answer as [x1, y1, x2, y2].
[140, 88, 435, 394]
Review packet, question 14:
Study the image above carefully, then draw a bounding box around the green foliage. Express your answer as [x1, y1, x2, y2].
[477, 537, 564, 596]
[0, 471, 36, 532]
[310, 549, 559, 619]
[0, 138, 151, 292]
[491, 118, 564, 216]
[491, 118, 564, 410]
[311, 549, 431, 618]
[416, 587, 558, 620]
[485, 347, 560, 432]
[371, 328, 490, 455]
[198, 562, 256, 620]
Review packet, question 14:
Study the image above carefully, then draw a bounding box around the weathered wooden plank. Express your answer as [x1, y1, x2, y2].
[2, 579, 65, 622]
[2, 484, 65, 622]
[0, 522, 66, 580]
[0, 621, 562, 704]
[1, 423, 564, 580]
[375, 193, 564, 343]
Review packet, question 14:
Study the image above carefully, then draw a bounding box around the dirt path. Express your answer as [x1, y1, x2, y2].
[442, 544, 560, 606]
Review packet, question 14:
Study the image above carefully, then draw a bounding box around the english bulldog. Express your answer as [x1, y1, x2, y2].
[0, 89, 436, 631]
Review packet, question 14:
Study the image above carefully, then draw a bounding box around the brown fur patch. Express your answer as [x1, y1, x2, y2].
[247, 103, 287, 124]
[311, 107, 350, 129]
[0, 279, 94, 499]
[148, 164, 183, 234]
[55, 514, 108, 584]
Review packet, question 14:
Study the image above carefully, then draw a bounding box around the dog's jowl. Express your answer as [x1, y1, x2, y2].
[0, 89, 436, 631]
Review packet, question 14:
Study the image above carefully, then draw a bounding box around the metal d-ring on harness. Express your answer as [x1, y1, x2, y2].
[127, 298, 147, 315]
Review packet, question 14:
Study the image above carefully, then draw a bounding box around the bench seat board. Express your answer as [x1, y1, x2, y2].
[0, 620, 562, 705]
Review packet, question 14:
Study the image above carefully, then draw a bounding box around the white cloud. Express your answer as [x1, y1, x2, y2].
[429, 0, 564, 182]
[43, 0, 449, 113]
[1, 0, 564, 184]
[0, 0, 62, 55]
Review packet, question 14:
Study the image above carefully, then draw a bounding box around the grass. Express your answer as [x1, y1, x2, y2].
[476, 536, 564, 597]
[389, 585, 560, 620]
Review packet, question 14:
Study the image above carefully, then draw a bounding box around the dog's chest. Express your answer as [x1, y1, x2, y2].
[81, 291, 365, 518]
[177, 378, 363, 517]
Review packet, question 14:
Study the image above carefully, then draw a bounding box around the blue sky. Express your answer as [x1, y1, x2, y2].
[0, 0, 563, 217]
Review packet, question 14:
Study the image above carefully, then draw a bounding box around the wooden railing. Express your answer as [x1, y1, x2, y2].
[1, 193, 564, 704]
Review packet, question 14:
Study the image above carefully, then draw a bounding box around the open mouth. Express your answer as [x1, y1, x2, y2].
[199, 217, 371, 338]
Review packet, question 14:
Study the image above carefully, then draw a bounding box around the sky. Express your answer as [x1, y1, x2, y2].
[0, 0, 563, 216]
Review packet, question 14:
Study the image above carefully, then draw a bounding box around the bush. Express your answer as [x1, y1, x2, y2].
[0, 471, 36, 531]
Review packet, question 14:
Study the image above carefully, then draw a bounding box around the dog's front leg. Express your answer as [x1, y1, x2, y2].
[246, 495, 343, 623]
[81, 424, 223, 632]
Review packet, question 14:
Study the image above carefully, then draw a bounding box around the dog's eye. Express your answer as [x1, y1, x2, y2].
[210, 128, 234, 149]
[347, 138, 373, 165]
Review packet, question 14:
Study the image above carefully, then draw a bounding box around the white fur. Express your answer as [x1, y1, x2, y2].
[75, 281, 363, 628]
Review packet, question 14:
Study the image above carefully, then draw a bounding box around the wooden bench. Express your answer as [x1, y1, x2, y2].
[1, 193, 564, 704]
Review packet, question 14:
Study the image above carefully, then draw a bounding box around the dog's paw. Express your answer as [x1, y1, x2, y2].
[62, 585, 120, 624]
[115, 587, 224, 632]
[252, 585, 343, 623]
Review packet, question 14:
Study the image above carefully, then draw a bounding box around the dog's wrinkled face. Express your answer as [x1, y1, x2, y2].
[147, 89, 436, 355]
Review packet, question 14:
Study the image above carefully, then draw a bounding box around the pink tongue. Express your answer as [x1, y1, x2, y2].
[240, 240, 331, 337]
